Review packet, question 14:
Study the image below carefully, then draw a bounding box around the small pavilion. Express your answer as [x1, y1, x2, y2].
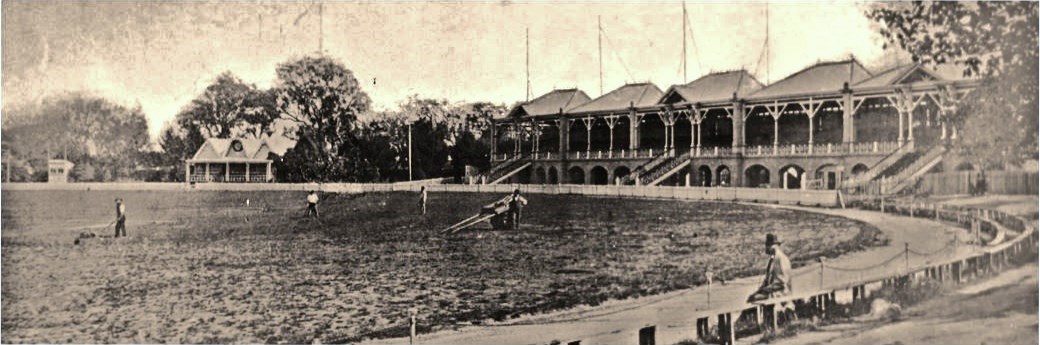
[186, 138, 273, 183]
[48, 159, 75, 183]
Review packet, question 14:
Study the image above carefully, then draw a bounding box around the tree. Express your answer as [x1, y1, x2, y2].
[1, 93, 150, 181]
[175, 71, 277, 139]
[868, 2, 1038, 168]
[272, 55, 372, 182]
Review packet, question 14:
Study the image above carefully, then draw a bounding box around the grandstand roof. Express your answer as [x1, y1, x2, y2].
[750, 58, 873, 99]
[507, 89, 592, 118]
[660, 70, 764, 104]
[854, 63, 944, 88]
[568, 83, 664, 114]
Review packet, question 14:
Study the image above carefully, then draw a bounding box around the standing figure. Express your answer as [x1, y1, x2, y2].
[507, 189, 527, 230]
[306, 191, 319, 218]
[418, 186, 428, 216]
[114, 198, 127, 238]
[747, 233, 791, 302]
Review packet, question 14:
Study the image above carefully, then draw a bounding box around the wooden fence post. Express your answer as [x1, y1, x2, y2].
[638, 325, 655, 345]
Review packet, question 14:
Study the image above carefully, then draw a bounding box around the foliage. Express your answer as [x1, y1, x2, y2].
[1, 93, 149, 181]
[867, 2, 1039, 169]
[272, 55, 372, 182]
[175, 71, 278, 139]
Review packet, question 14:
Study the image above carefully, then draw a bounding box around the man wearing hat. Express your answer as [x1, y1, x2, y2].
[747, 233, 792, 302]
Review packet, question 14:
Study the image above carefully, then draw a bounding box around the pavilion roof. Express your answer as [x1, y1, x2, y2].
[568, 83, 664, 114]
[506, 88, 592, 118]
[660, 70, 764, 104]
[190, 137, 272, 162]
[854, 63, 944, 88]
[749, 58, 873, 99]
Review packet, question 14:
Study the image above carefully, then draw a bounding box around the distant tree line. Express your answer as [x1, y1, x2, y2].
[2, 54, 505, 183]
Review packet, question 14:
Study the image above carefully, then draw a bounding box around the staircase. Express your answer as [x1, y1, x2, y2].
[879, 144, 946, 194]
[620, 151, 675, 185]
[844, 143, 913, 188]
[643, 152, 693, 186]
[485, 156, 531, 184]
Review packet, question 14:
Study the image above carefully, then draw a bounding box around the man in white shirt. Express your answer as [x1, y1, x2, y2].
[508, 189, 527, 230]
[306, 191, 319, 218]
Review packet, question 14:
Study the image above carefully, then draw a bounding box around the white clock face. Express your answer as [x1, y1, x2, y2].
[232, 141, 244, 152]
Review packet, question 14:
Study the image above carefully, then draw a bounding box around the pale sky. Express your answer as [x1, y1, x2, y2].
[2, 1, 907, 140]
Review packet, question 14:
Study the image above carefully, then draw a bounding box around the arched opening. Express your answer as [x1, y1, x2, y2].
[613, 166, 632, 185]
[745, 165, 771, 188]
[516, 166, 532, 184]
[780, 165, 806, 190]
[568, 166, 585, 185]
[851, 163, 870, 176]
[589, 166, 609, 185]
[534, 167, 547, 185]
[717, 165, 731, 187]
[815, 164, 841, 190]
[698, 165, 712, 186]
[548, 167, 559, 185]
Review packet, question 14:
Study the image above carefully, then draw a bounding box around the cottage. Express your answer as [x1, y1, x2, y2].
[186, 138, 273, 183]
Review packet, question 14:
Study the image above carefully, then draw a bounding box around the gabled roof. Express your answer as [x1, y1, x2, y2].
[568, 83, 664, 114]
[191, 137, 272, 162]
[507, 89, 592, 118]
[854, 63, 944, 88]
[660, 70, 764, 104]
[750, 58, 874, 99]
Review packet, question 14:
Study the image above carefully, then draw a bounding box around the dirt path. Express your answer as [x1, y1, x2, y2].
[367, 205, 979, 345]
[769, 263, 1038, 345]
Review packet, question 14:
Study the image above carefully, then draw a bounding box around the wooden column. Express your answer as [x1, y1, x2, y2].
[490, 122, 498, 157]
[245, 163, 250, 182]
[731, 100, 745, 153]
[765, 101, 787, 154]
[629, 111, 642, 150]
[841, 87, 857, 144]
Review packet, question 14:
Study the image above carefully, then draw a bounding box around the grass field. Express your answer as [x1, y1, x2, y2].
[1, 190, 879, 343]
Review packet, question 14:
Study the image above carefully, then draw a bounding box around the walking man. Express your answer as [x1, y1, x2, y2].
[114, 198, 127, 238]
[747, 233, 791, 302]
[507, 188, 527, 230]
[306, 191, 319, 218]
[418, 186, 428, 216]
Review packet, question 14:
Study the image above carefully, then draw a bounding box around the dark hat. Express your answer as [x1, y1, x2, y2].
[513, 188, 521, 195]
[765, 233, 782, 246]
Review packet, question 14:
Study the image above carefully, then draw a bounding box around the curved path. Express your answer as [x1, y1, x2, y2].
[366, 204, 977, 345]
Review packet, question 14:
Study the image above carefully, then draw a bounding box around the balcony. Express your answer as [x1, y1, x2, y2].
[189, 174, 271, 183]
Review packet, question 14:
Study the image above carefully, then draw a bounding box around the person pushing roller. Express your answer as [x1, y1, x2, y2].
[508, 189, 527, 230]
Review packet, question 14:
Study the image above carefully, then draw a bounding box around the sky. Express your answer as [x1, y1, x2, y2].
[2, 1, 909, 140]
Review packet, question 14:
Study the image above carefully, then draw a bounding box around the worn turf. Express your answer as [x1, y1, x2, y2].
[1, 190, 879, 343]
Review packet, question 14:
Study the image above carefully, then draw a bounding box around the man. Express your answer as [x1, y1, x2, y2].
[418, 186, 428, 216]
[114, 198, 127, 238]
[507, 189, 527, 230]
[747, 233, 791, 303]
[306, 191, 319, 218]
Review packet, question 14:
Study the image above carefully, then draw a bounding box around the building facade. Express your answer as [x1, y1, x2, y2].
[488, 59, 976, 191]
[186, 138, 274, 183]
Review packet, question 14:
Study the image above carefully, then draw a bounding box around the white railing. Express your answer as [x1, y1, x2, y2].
[511, 142, 901, 161]
[189, 174, 269, 183]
